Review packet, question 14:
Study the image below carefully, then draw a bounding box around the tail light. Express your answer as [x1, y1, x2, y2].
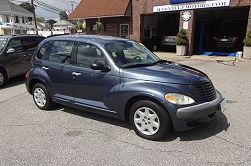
[25, 71, 30, 80]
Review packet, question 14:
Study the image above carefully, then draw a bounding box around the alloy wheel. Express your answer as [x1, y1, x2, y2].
[134, 107, 160, 136]
[33, 87, 47, 107]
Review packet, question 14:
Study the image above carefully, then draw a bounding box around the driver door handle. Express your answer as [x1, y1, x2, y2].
[72, 72, 81, 77]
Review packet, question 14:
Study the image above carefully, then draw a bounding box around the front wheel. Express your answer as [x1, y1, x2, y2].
[129, 100, 172, 140]
[32, 83, 54, 110]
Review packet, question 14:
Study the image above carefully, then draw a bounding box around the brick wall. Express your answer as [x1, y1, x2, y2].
[85, 17, 131, 37]
[131, 0, 251, 55]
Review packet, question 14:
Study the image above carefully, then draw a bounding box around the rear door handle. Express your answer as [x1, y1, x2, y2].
[72, 72, 81, 76]
[42, 67, 49, 70]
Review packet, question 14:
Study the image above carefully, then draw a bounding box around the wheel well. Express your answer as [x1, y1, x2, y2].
[0, 67, 8, 79]
[28, 78, 45, 93]
[124, 96, 170, 123]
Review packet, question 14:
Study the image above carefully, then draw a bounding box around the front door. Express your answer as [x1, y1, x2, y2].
[72, 42, 120, 114]
[4, 38, 26, 77]
[41, 40, 75, 102]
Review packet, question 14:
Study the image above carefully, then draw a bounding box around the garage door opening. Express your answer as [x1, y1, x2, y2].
[141, 13, 180, 52]
[194, 7, 249, 56]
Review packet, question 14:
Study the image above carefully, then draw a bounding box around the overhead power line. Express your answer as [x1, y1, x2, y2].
[35, 4, 60, 14]
[34, 0, 64, 12]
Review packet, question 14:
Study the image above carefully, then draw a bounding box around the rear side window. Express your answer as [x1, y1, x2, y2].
[21, 37, 38, 51]
[36, 37, 45, 44]
[76, 42, 105, 68]
[7, 38, 23, 52]
[47, 40, 74, 64]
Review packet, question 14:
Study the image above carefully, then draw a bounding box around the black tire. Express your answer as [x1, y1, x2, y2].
[129, 100, 172, 141]
[0, 69, 7, 88]
[32, 83, 54, 110]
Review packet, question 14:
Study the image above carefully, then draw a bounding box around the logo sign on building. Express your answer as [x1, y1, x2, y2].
[153, 0, 230, 12]
[182, 11, 192, 21]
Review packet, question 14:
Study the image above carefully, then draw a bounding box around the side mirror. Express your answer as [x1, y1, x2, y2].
[90, 62, 110, 72]
[7, 48, 15, 54]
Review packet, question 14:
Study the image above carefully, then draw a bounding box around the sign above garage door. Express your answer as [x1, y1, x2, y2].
[153, 0, 230, 12]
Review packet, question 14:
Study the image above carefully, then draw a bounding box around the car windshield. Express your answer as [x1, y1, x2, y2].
[0, 38, 7, 53]
[105, 41, 160, 68]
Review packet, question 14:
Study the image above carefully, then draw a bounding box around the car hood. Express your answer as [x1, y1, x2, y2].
[122, 62, 211, 85]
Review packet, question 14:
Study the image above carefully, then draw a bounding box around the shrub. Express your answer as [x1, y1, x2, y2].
[96, 21, 104, 32]
[243, 31, 251, 47]
[176, 29, 188, 46]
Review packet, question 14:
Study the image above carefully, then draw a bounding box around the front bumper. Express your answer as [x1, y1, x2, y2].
[176, 91, 224, 121]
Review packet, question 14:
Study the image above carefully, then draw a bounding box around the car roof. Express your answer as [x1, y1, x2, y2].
[49, 35, 131, 45]
[0, 35, 44, 40]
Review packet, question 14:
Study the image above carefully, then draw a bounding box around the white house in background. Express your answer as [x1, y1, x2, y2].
[53, 20, 75, 33]
[0, 0, 35, 35]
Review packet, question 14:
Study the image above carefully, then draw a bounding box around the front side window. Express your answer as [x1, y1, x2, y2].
[76, 43, 105, 68]
[105, 41, 159, 68]
[7, 38, 23, 52]
[47, 40, 74, 64]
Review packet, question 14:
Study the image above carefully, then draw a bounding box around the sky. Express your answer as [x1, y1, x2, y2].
[15, 0, 81, 20]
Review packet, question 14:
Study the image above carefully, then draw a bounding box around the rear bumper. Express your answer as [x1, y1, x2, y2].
[176, 91, 224, 121]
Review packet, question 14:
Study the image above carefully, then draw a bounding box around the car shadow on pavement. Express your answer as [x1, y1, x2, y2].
[60, 106, 229, 142]
[1, 75, 25, 89]
[60, 106, 131, 129]
[163, 112, 230, 142]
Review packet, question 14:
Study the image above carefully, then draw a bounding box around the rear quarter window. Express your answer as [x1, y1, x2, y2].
[36, 42, 51, 59]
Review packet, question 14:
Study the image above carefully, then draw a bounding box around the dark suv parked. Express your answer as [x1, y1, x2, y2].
[0, 35, 45, 87]
[25, 35, 225, 140]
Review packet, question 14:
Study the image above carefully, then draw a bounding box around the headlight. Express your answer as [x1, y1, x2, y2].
[165, 93, 195, 105]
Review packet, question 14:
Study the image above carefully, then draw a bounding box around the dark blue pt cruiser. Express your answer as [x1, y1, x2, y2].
[25, 35, 225, 140]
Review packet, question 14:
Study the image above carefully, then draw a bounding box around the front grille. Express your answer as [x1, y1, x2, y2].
[195, 82, 217, 102]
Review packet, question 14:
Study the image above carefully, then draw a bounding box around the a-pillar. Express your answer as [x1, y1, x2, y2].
[179, 10, 196, 56]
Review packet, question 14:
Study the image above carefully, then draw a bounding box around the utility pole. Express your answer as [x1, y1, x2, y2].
[31, 0, 38, 35]
[66, 0, 77, 12]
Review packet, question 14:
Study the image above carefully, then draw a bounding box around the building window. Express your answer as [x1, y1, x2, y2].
[6, 15, 10, 23]
[28, 17, 33, 24]
[15, 16, 19, 23]
[120, 24, 129, 38]
[92, 24, 97, 31]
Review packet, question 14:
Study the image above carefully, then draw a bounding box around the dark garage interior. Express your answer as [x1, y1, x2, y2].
[141, 13, 180, 52]
[194, 7, 250, 55]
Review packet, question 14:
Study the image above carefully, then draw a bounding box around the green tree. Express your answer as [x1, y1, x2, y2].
[36, 17, 45, 23]
[59, 11, 68, 20]
[19, 2, 34, 13]
[46, 19, 57, 27]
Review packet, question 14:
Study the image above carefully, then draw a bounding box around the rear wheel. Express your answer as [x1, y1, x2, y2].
[32, 83, 54, 110]
[0, 69, 7, 88]
[129, 100, 172, 140]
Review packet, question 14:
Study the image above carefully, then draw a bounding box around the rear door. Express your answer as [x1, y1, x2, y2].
[21, 37, 40, 72]
[41, 40, 75, 103]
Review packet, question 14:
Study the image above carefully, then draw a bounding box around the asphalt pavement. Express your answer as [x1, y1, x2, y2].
[0, 58, 250, 166]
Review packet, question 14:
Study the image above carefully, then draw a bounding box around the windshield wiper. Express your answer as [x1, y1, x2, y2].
[152, 59, 167, 64]
[122, 63, 153, 68]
